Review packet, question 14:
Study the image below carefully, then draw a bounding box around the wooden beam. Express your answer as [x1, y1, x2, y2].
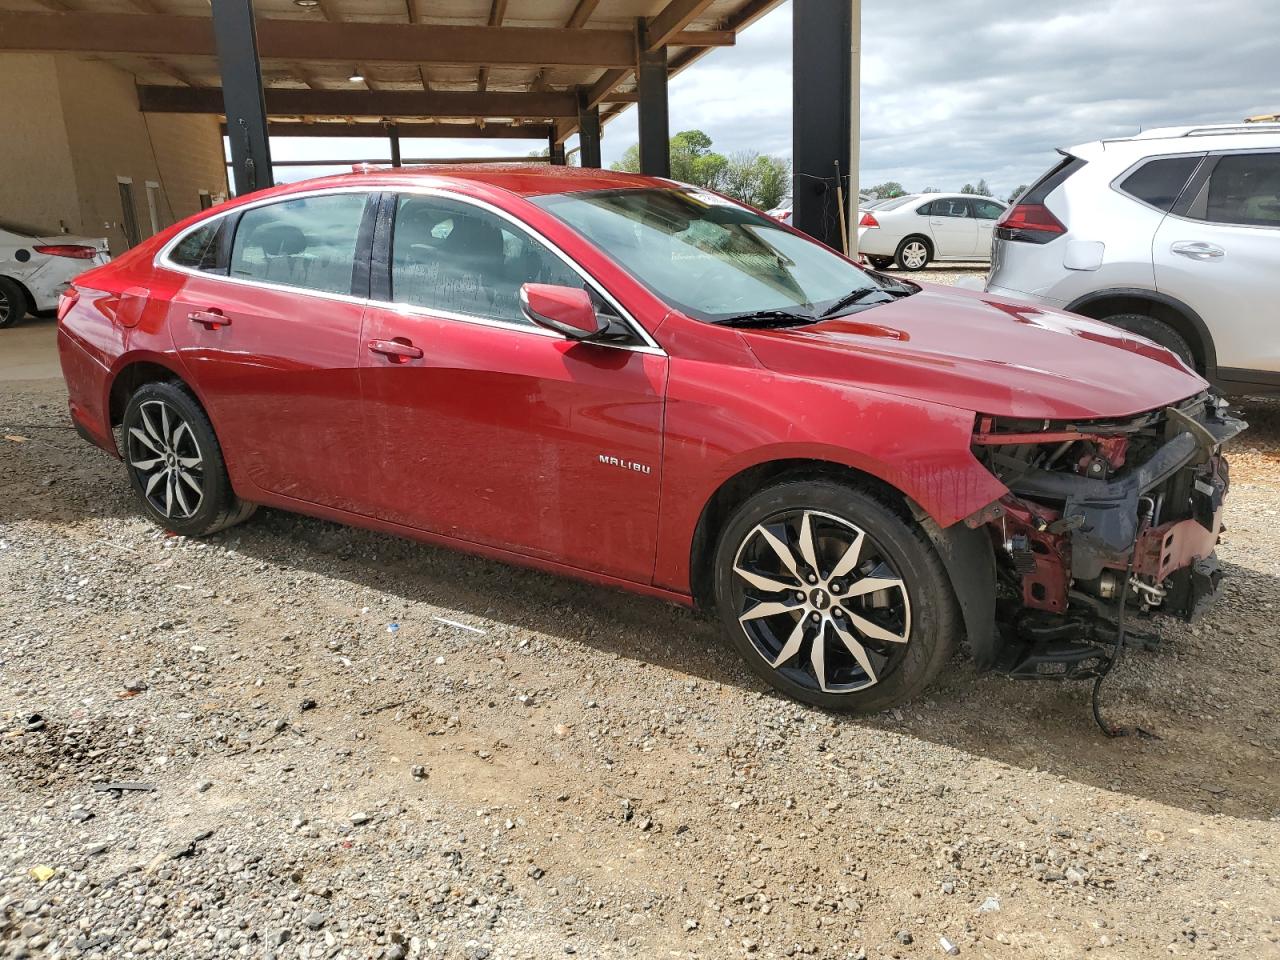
[146, 57, 201, 87]
[584, 68, 630, 111]
[235, 120, 555, 139]
[645, 0, 717, 51]
[477, 0, 509, 94]
[667, 0, 780, 77]
[565, 0, 601, 28]
[0, 11, 638, 68]
[140, 85, 579, 119]
[670, 30, 734, 46]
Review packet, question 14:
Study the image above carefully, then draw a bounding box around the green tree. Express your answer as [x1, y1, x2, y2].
[613, 129, 792, 204]
[1007, 184, 1029, 204]
[867, 181, 906, 199]
[721, 151, 791, 210]
[960, 178, 993, 197]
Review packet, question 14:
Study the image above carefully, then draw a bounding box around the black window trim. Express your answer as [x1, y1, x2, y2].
[1110, 151, 1207, 216]
[1168, 147, 1280, 229]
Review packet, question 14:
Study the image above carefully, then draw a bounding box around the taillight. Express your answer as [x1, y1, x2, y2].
[57, 285, 80, 322]
[995, 203, 1067, 244]
[35, 244, 98, 260]
[859, 212, 879, 228]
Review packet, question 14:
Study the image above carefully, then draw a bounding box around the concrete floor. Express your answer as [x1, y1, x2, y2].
[1, 317, 61, 382]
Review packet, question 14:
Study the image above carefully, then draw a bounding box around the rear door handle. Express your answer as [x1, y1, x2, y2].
[368, 338, 424, 362]
[1171, 241, 1225, 260]
[188, 308, 229, 329]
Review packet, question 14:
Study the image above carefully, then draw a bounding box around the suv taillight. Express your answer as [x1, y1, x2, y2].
[35, 244, 98, 260]
[859, 212, 879, 227]
[995, 202, 1067, 244]
[57, 285, 80, 322]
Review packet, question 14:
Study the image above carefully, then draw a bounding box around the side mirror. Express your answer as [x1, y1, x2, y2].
[519, 283, 604, 340]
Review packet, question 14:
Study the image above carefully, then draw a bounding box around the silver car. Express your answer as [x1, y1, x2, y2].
[985, 122, 1280, 394]
[856, 193, 1006, 270]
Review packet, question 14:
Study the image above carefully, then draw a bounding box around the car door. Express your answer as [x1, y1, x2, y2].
[1154, 150, 1280, 374]
[969, 198, 1006, 260]
[358, 190, 667, 583]
[924, 198, 978, 257]
[166, 190, 376, 513]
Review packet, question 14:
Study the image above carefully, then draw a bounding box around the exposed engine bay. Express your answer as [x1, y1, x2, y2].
[968, 392, 1246, 681]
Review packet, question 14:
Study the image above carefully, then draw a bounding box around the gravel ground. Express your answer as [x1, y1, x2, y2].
[2, 293, 1278, 959]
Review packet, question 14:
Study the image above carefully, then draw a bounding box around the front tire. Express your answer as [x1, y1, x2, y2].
[0, 277, 29, 329]
[122, 381, 256, 537]
[894, 236, 931, 271]
[712, 479, 958, 712]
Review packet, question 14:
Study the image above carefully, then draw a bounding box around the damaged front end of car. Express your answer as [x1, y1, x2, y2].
[967, 392, 1246, 680]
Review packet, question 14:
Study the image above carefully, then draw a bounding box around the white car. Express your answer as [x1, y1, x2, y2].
[856, 193, 1007, 270]
[1, 221, 110, 328]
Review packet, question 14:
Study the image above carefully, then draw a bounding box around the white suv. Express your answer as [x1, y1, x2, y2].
[985, 122, 1280, 394]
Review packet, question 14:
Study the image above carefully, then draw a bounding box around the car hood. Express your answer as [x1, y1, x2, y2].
[742, 284, 1207, 420]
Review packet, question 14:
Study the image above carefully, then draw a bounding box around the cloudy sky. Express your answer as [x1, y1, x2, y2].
[268, 0, 1280, 201]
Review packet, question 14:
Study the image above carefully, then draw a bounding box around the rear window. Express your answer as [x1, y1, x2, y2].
[1118, 156, 1202, 212]
[875, 195, 919, 211]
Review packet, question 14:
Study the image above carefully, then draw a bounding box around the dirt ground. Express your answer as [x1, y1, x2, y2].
[2, 277, 1279, 959]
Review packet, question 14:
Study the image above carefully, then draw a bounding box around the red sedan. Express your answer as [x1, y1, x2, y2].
[57, 166, 1243, 711]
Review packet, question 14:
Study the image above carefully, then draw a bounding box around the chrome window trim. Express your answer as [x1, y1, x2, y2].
[155, 183, 667, 357]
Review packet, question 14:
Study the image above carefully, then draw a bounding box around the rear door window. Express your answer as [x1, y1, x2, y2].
[1118, 156, 1202, 212]
[1202, 152, 1280, 226]
[971, 199, 1005, 220]
[931, 198, 970, 218]
[229, 193, 370, 296]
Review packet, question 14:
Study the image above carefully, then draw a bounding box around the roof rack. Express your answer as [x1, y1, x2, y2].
[1185, 123, 1280, 137]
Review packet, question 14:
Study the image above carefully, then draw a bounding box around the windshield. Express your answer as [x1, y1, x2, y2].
[530, 187, 897, 322]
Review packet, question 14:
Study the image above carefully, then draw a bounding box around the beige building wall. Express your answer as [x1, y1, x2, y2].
[0, 55, 80, 237]
[0, 53, 228, 252]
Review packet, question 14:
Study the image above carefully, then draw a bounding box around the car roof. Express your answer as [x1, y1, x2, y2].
[270, 163, 676, 200]
[1067, 122, 1280, 159]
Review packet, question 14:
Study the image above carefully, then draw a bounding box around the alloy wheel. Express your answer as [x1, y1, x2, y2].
[730, 509, 911, 694]
[126, 399, 205, 520]
[901, 241, 928, 269]
[0, 292, 9, 324]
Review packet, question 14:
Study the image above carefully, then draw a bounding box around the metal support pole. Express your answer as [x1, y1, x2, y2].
[388, 123, 402, 167]
[577, 95, 602, 169]
[549, 138, 566, 165]
[792, 0, 855, 249]
[636, 30, 670, 178]
[210, 0, 272, 196]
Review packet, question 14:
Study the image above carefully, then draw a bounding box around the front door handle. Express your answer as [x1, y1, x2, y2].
[1171, 241, 1225, 260]
[368, 338, 424, 362]
[188, 308, 230, 329]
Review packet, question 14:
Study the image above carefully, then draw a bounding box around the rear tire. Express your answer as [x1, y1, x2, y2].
[122, 381, 256, 537]
[894, 236, 931, 271]
[1103, 313, 1195, 369]
[0, 277, 29, 329]
[711, 479, 958, 712]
